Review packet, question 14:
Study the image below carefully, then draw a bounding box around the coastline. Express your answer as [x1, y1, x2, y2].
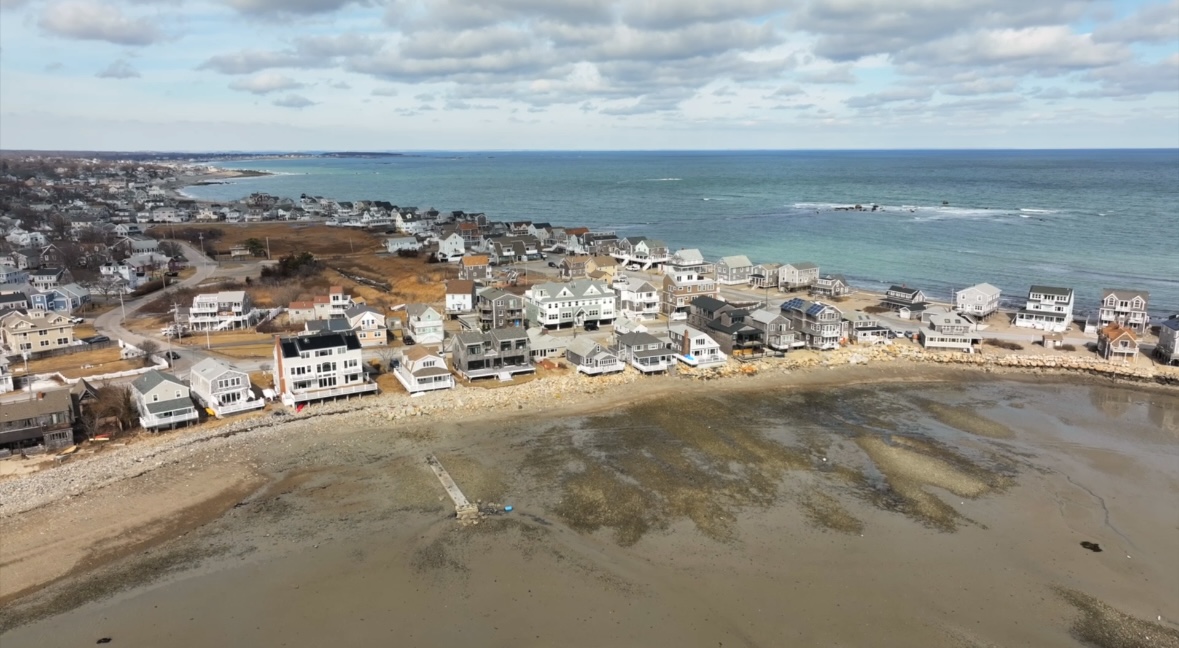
[1, 360, 1176, 646]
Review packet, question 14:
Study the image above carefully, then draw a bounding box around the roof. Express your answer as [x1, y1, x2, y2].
[278, 331, 361, 358]
[446, 280, 475, 295]
[690, 295, 730, 313]
[1100, 323, 1138, 340]
[189, 357, 239, 382]
[959, 283, 1001, 296]
[306, 318, 352, 333]
[1029, 285, 1073, 297]
[888, 285, 922, 296]
[567, 336, 604, 357]
[0, 389, 73, 423]
[405, 303, 440, 318]
[1102, 289, 1149, 301]
[529, 279, 613, 302]
[788, 261, 818, 270]
[748, 308, 787, 325]
[344, 304, 381, 320]
[404, 345, 439, 362]
[616, 331, 666, 347]
[131, 369, 185, 395]
[460, 255, 489, 266]
[719, 255, 752, 267]
[1160, 318, 1179, 331]
[143, 396, 195, 415]
[671, 249, 704, 264]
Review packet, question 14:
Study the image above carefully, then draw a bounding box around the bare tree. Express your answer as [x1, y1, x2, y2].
[138, 340, 160, 366]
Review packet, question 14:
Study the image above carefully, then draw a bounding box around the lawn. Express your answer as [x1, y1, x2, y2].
[162, 223, 387, 258]
[210, 344, 274, 359]
[24, 347, 147, 379]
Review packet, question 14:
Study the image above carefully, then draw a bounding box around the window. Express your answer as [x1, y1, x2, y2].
[152, 394, 159, 402]
[318, 376, 337, 388]
[315, 349, 332, 357]
[344, 359, 358, 368]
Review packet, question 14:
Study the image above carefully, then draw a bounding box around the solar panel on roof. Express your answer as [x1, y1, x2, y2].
[781, 297, 805, 311]
[806, 303, 826, 317]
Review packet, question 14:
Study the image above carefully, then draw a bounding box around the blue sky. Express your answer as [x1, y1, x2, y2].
[1, 0, 1176, 150]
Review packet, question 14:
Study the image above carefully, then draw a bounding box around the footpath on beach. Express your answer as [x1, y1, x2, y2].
[1, 344, 1175, 519]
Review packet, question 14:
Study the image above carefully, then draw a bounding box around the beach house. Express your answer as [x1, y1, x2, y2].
[188, 291, 258, 331]
[1098, 290, 1150, 333]
[779, 262, 820, 291]
[704, 308, 764, 356]
[715, 255, 753, 285]
[405, 304, 445, 345]
[476, 288, 525, 329]
[1097, 324, 1139, 363]
[384, 236, 421, 253]
[450, 327, 534, 380]
[0, 309, 74, 354]
[881, 285, 929, 318]
[393, 346, 455, 394]
[748, 308, 800, 352]
[0, 388, 75, 451]
[613, 331, 675, 373]
[662, 268, 719, 318]
[188, 358, 263, 418]
[1014, 286, 1074, 333]
[344, 304, 388, 347]
[565, 336, 624, 375]
[131, 370, 199, 431]
[525, 280, 616, 330]
[458, 255, 492, 281]
[811, 274, 852, 298]
[845, 311, 892, 345]
[665, 248, 708, 274]
[272, 331, 377, 406]
[526, 328, 569, 360]
[615, 276, 661, 321]
[780, 298, 847, 350]
[918, 314, 977, 352]
[749, 263, 782, 290]
[1155, 316, 1179, 366]
[0, 355, 12, 394]
[955, 283, 1001, 318]
[667, 324, 727, 367]
[445, 280, 476, 318]
[559, 255, 590, 279]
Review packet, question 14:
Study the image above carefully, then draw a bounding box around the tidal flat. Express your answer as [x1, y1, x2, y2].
[2, 377, 1177, 647]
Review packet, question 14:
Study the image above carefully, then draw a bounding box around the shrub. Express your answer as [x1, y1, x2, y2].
[863, 304, 891, 314]
[1059, 343, 1077, 352]
[984, 338, 1023, 351]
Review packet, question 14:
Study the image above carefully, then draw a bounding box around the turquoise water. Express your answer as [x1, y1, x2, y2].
[183, 151, 1179, 316]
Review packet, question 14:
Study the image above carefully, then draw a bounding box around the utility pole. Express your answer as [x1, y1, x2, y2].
[198, 232, 205, 256]
[265, 236, 271, 259]
[118, 288, 126, 323]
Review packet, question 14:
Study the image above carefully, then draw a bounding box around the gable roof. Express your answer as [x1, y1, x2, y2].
[719, 255, 752, 267]
[446, 279, 476, 295]
[788, 261, 818, 270]
[690, 295, 730, 313]
[1029, 285, 1073, 297]
[278, 331, 361, 358]
[405, 303, 440, 318]
[132, 370, 185, 395]
[1101, 289, 1149, 301]
[460, 255, 489, 267]
[190, 357, 239, 382]
[567, 336, 605, 357]
[960, 283, 1000, 296]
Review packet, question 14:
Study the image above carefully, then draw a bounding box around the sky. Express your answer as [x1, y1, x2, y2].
[0, 0, 1176, 151]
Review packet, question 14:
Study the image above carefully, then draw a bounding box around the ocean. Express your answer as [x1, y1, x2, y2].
[182, 150, 1179, 316]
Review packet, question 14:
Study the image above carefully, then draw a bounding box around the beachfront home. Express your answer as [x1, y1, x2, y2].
[405, 304, 445, 345]
[662, 268, 719, 318]
[716, 255, 753, 285]
[450, 327, 534, 380]
[393, 346, 455, 394]
[688, 295, 735, 330]
[436, 232, 466, 260]
[750, 263, 782, 290]
[477, 288, 525, 330]
[748, 307, 800, 352]
[615, 277, 660, 321]
[525, 280, 616, 330]
[527, 328, 569, 360]
[188, 291, 258, 331]
[445, 280, 476, 318]
[705, 308, 764, 356]
[188, 358, 263, 418]
[0, 355, 12, 394]
[614, 237, 669, 270]
[845, 311, 892, 345]
[0, 388, 75, 451]
[667, 324, 727, 367]
[131, 370, 199, 431]
[918, 314, 977, 352]
[559, 255, 590, 279]
[384, 236, 422, 254]
[585, 255, 620, 281]
[881, 285, 929, 318]
[780, 298, 847, 350]
[272, 330, 378, 406]
[811, 274, 852, 298]
[1155, 316, 1179, 366]
[1097, 324, 1139, 363]
[565, 336, 624, 375]
[458, 255, 492, 281]
[665, 248, 707, 274]
[779, 262, 820, 291]
[955, 283, 1001, 318]
[0, 309, 74, 354]
[613, 331, 674, 373]
[1014, 285, 1074, 333]
[1098, 289, 1150, 333]
[345, 304, 388, 347]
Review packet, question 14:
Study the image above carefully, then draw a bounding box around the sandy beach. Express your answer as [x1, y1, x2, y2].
[1, 363, 1177, 647]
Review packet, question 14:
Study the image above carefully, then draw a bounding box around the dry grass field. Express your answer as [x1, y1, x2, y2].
[25, 347, 144, 379]
[166, 224, 387, 258]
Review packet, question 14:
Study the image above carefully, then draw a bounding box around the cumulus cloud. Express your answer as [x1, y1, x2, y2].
[226, 0, 367, 16]
[1082, 55, 1179, 97]
[39, 0, 162, 46]
[96, 58, 140, 78]
[898, 26, 1130, 72]
[845, 87, 932, 109]
[1093, 0, 1179, 43]
[199, 34, 382, 74]
[623, 0, 783, 29]
[272, 94, 315, 108]
[228, 72, 304, 94]
[371, 86, 399, 96]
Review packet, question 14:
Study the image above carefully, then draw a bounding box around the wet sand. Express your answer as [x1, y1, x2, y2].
[2, 375, 1177, 647]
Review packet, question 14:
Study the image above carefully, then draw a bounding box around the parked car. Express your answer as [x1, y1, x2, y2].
[165, 351, 181, 360]
[547, 261, 557, 268]
[68, 316, 84, 324]
[584, 321, 599, 331]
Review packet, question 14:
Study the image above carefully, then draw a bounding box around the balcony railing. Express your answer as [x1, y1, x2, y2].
[139, 409, 198, 429]
[282, 380, 379, 406]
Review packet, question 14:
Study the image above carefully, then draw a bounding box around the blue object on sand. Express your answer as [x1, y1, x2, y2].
[504, 505, 513, 512]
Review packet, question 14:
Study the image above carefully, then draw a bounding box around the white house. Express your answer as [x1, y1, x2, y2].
[188, 291, 258, 331]
[525, 279, 616, 329]
[188, 358, 263, 417]
[615, 277, 660, 321]
[919, 314, 978, 352]
[667, 324, 727, 367]
[272, 331, 378, 406]
[445, 280, 476, 317]
[955, 283, 1001, 318]
[779, 262, 820, 290]
[131, 370, 199, 430]
[436, 232, 466, 260]
[1014, 285, 1074, 333]
[393, 346, 455, 394]
[0, 355, 13, 394]
[405, 304, 445, 345]
[384, 236, 421, 253]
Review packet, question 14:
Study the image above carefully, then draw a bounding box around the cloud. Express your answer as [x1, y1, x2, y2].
[39, 0, 163, 46]
[623, 0, 784, 29]
[898, 26, 1131, 73]
[95, 58, 140, 79]
[845, 86, 932, 109]
[1093, 1, 1179, 44]
[44, 61, 64, 71]
[938, 77, 1019, 96]
[371, 86, 399, 96]
[226, 0, 367, 17]
[272, 94, 315, 108]
[228, 72, 304, 94]
[796, 65, 856, 84]
[1082, 55, 1179, 97]
[327, 80, 351, 89]
[199, 34, 382, 74]
[769, 83, 805, 97]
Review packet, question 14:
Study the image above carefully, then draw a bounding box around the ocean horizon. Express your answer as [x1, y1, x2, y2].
[182, 149, 1179, 317]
